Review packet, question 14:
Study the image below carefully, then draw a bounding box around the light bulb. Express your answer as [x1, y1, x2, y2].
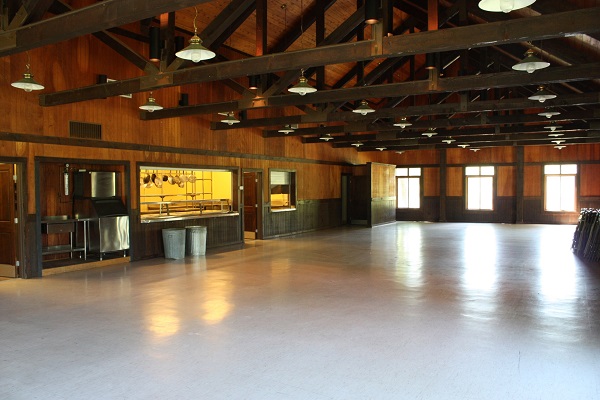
[500, 0, 514, 12]
[191, 53, 202, 63]
[526, 63, 536, 74]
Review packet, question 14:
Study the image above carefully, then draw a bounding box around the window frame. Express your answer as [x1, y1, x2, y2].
[395, 167, 422, 209]
[464, 165, 496, 211]
[543, 164, 578, 213]
[269, 169, 297, 212]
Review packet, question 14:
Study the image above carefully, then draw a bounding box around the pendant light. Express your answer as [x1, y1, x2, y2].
[538, 110, 560, 118]
[376, 147, 387, 151]
[220, 112, 240, 125]
[248, 75, 259, 90]
[11, 52, 44, 92]
[544, 124, 562, 132]
[175, 7, 215, 62]
[554, 145, 566, 150]
[139, 92, 163, 112]
[512, 49, 549, 73]
[442, 138, 456, 144]
[278, 125, 295, 134]
[288, 69, 317, 96]
[458, 144, 470, 148]
[395, 151, 404, 155]
[470, 148, 481, 152]
[552, 139, 566, 145]
[393, 117, 412, 129]
[351, 142, 363, 147]
[365, 0, 379, 24]
[422, 128, 437, 137]
[353, 100, 375, 115]
[528, 85, 556, 103]
[478, 0, 536, 13]
[319, 133, 333, 141]
[288, 3, 317, 96]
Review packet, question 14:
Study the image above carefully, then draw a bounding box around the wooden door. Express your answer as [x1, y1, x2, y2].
[0, 164, 17, 277]
[243, 172, 258, 239]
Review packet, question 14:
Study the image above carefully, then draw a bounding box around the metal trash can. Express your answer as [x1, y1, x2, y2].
[185, 226, 207, 256]
[162, 228, 186, 259]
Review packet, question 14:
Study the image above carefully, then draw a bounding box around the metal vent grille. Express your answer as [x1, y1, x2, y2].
[69, 121, 102, 140]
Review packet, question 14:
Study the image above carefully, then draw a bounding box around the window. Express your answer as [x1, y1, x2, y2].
[396, 167, 421, 209]
[465, 166, 494, 210]
[270, 170, 296, 210]
[139, 166, 234, 221]
[544, 164, 577, 212]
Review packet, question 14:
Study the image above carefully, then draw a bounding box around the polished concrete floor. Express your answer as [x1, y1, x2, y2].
[1, 222, 599, 400]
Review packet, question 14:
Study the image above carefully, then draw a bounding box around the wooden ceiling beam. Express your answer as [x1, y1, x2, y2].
[203, 64, 600, 128]
[39, 7, 600, 107]
[0, 0, 215, 57]
[261, 5, 365, 98]
[8, 0, 54, 28]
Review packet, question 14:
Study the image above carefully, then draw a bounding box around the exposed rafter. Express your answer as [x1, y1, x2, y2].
[37, 7, 600, 108]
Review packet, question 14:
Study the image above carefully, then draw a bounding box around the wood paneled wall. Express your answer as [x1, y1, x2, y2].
[396, 144, 600, 224]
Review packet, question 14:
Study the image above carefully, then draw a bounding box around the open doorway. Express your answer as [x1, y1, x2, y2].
[243, 170, 262, 240]
[0, 163, 24, 278]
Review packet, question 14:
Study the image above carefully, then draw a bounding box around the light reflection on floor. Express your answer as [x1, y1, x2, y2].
[1, 222, 599, 400]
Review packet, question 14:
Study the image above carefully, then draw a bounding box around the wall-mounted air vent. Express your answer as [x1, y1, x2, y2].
[69, 121, 102, 140]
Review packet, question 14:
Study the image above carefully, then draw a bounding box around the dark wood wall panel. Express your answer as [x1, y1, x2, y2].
[523, 198, 579, 224]
[130, 209, 242, 260]
[396, 197, 439, 222]
[368, 163, 396, 226]
[445, 196, 515, 223]
[263, 198, 341, 238]
[580, 197, 600, 209]
[371, 198, 396, 226]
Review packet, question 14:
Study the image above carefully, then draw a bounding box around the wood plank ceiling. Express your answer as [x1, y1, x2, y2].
[2, 0, 600, 152]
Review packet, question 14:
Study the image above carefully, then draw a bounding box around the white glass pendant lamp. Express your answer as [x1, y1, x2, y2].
[479, 0, 536, 13]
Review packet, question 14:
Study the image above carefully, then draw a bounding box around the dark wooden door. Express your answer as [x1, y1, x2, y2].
[0, 164, 17, 277]
[244, 172, 258, 238]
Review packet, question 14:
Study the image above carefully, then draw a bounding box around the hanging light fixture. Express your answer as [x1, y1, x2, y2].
[538, 110, 560, 118]
[548, 133, 564, 138]
[175, 7, 215, 62]
[554, 145, 566, 150]
[248, 75, 259, 90]
[393, 117, 412, 129]
[376, 147, 386, 151]
[289, 69, 317, 96]
[544, 124, 562, 132]
[478, 0, 536, 13]
[11, 52, 44, 92]
[422, 128, 437, 137]
[220, 111, 240, 125]
[319, 133, 333, 141]
[139, 92, 163, 112]
[470, 148, 481, 152]
[552, 139, 566, 145]
[458, 144, 470, 148]
[351, 142, 363, 147]
[365, 0, 379, 24]
[512, 49, 549, 73]
[442, 138, 456, 144]
[353, 100, 375, 115]
[395, 151, 404, 155]
[278, 125, 295, 134]
[528, 85, 556, 103]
